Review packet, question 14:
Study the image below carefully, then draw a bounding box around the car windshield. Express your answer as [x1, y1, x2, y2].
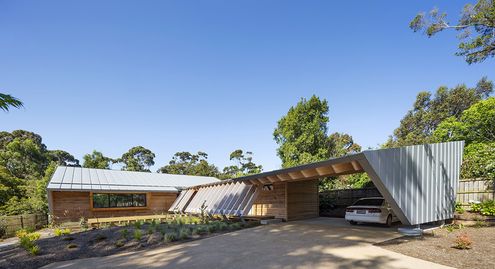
[353, 198, 384, 206]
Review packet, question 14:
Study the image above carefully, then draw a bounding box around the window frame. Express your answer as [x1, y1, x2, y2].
[90, 192, 150, 211]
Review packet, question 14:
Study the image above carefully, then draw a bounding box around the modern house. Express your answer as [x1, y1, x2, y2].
[171, 141, 464, 226]
[46, 167, 219, 222]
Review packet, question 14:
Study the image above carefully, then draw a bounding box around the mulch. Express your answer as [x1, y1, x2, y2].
[377, 226, 495, 269]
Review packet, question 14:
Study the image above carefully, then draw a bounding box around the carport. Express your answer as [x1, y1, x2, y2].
[170, 141, 464, 226]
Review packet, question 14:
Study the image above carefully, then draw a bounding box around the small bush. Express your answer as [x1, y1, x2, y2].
[178, 228, 190, 240]
[469, 200, 495, 215]
[455, 202, 465, 214]
[147, 226, 154, 235]
[29, 245, 41, 255]
[66, 243, 78, 249]
[134, 229, 142, 241]
[120, 229, 129, 239]
[115, 239, 125, 248]
[164, 233, 177, 242]
[453, 233, 472, 249]
[229, 222, 242, 230]
[193, 226, 208, 236]
[54, 228, 70, 237]
[79, 217, 88, 229]
[134, 221, 143, 229]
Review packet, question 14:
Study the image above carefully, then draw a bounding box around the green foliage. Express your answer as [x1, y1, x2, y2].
[82, 150, 112, 169]
[455, 202, 465, 214]
[158, 151, 219, 177]
[0, 93, 23, 112]
[134, 220, 143, 229]
[29, 245, 41, 255]
[193, 225, 208, 235]
[147, 226, 154, 235]
[199, 202, 209, 225]
[229, 222, 242, 230]
[0, 218, 6, 238]
[118, 146, 155, 172]
[164, 232, 177, 242]
[133, 229, 142, 240]
[410, 1, 495, 64]
[222, 149, 263, 179]
[386, 78, 493, 147]
[54, 228, 70, 237]
[445, 223, 464, 233]
[461, 143, 495, 180]
[178, 228, 190, 240]
[48, 150, 79, 167]
[120, 229, 129, 239]
[18, 231, 41, 255]
[79, 217, 88, 230]
[471, 200, 495, 216]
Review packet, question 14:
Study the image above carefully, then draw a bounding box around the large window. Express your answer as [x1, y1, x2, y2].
[93, 193, 147, 209]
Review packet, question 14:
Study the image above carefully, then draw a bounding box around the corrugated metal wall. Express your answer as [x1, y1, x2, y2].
[362, 141, 464, 225]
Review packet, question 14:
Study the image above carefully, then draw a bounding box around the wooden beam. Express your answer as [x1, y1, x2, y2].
[276, 173, 293, 181]
[331, 163, 354, 174]
[267, 176, 279, 183]
[315, 166, 335, 176]
[288, 171, 304, 180]
[300, 168, 319, 178]
[351, 160, 363, 171]
[257, 177, 270, 184]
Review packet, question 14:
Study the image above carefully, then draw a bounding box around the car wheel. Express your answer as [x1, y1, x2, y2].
[386, 215, 393, 227]
[349, 220, 357, 225]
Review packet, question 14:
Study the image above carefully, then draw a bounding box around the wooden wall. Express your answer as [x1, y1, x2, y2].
[50, 191, 178, 223]
[286, 179, 319, 221]
[250, 182, 287, 220]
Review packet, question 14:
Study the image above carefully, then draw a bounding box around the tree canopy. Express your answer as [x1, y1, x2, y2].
[158, 151, 219, 177]
[119, 146, 155, 172]
[82, 150, 113, 169]
[410, 0, 495, 64]
[222, 149, 263, 179]
[385, 78, 493, 147]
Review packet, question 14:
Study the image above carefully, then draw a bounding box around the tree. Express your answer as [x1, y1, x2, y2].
[0, 93, 23, 112]
[222, 149, 263, 179]
[410, 1, 495, 64]
[119, 146, 155, 172]
[158, 151, 219, 177]
[82, 150, 112, 169]
[48, 150, 80, 167]
[0, 138, 47, 179]
[433, 97, 495, 144]
[328, 133, 362, 158]
[385, 78, 493, 147]
[273, 95, 331, 168]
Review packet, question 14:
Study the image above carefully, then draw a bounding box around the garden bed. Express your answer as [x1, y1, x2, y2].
[0, 216, 259, 269]
[377, 225, 495, 269]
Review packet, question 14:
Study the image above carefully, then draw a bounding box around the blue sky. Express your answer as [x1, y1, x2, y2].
[1, 1, 493, 172]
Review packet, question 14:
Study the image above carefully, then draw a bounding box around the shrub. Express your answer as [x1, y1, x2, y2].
[164, 233, 177, 242]
[66, 243, 78, 249]
[178, 228, 190, 240]
[229, 223, 242, 230]
[134, 229, 142, 241]
[54, 228, 70, 237]
[455, 202, 465, 214]
[193, 226, 208, 236]
[470, 200, 495, 216]
[29, 245, 41, 255]
[134, 221, 143, 229]
[453, 233, 472, 249]
[147, 226, 154, 235]
[115, 239, 125, 248]
[120, 229, 129, 239]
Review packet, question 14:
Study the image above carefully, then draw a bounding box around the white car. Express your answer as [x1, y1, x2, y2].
[345, 197, 398, 226]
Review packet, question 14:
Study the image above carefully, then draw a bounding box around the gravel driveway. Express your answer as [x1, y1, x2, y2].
[42, 218, 453, 269]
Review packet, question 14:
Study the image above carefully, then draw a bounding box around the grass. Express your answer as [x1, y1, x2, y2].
[115, 239, 125, 248]
[164, 233, 177, 242]
[133, 229, 142, 241]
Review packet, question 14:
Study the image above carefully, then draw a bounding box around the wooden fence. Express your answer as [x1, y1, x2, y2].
[0, 213, 48, 238]
[457, 178, 494, 206]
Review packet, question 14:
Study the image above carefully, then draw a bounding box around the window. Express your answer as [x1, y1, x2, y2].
[93, 193, 147, 209]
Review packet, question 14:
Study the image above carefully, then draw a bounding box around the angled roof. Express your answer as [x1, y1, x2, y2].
[47, 166, 219, 192]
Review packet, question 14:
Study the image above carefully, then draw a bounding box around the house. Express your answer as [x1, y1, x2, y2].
[46, 166, 219, 223]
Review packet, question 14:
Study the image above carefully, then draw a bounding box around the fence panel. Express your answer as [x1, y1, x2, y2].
[0, 213, 48, 238]
[457, 178, 494, 206]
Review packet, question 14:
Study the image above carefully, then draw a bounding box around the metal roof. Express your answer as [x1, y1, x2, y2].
[47, 166, 220, 192]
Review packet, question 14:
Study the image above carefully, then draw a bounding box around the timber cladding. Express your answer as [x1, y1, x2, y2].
[250, 182, 287, 220]
[50, 191, 178, 223]
[286, 179, 319, 221]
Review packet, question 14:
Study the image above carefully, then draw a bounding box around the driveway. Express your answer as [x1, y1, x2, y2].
[42, 218, 453, 269]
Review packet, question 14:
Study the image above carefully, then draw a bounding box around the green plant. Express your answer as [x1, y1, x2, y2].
[134, 229, 142, 241]
[29, 245, 41, 255]
[199, 201, 209, 224]
[134, 221, 143, 229]
[229, 222, 242, 230]
[473, 220, 489, 228]
[66, 243, 78, 249]
[164, 233, 177, 242]
[54, 228, 70, 237]
[193, 225, 208, 236]
[446, 223, 464, 232]
[470, 200, 495, 216]
[453, 233, 472, 249]
[455, 202, 465, 214]
[178, 228, 190, 240]
[115, 239, 125, 248]
[147, 226, 154, 235]
[120, 229, 129, 239]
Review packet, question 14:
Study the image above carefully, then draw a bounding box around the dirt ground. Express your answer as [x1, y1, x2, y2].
[0, 222, 255, 269]
[378, 226, 495, 269]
